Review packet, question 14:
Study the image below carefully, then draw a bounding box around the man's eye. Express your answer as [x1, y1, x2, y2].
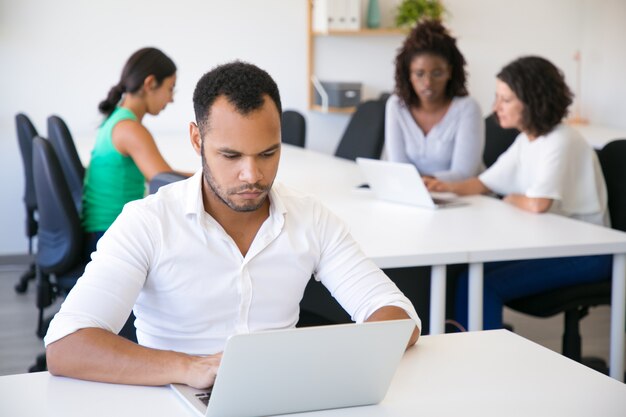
[261, 151, 277, 158]
[222, 154, 239, 159]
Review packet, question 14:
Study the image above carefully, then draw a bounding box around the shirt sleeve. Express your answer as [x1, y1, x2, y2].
[478, 136, 522, 195]
[433, 98, 485, 181]
[524, 136, 568, 200]
[312, 203, 421, 333]
[384, 96, 412, 163]
[44, 202, 156, 347]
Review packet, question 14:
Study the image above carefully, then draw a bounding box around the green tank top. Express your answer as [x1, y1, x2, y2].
[82, 107, 145, 232]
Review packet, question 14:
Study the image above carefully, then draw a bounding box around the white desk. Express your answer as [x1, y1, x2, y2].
[571, 123, 626, 149]
[274, 145, 626, 381]
[74, 139, 626, 381]
[1, 331, 624, 416]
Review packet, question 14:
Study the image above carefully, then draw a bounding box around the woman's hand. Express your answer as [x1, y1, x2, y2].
[423, 177, 450, 192]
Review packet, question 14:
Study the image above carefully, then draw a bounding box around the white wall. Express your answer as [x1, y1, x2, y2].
[1, 0, 625, 255]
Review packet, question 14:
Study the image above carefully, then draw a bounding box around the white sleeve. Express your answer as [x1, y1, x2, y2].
[478, 136, 521, 195]
[434, 98, 485, 181]
[312, 203, 421, 332]
[384, 96, 412, 163]
[525, 138, 568, 200]
[44, 203, 156, 346]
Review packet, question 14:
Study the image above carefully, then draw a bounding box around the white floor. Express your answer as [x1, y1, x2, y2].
[0, 262, 620, 376]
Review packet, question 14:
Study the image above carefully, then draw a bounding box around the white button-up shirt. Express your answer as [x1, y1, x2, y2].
[45, 171, 420, 354]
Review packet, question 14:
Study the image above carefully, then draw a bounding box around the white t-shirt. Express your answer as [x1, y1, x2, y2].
[479, 124, 609, 226]
[45, 171, 421, 354]
[384, 94, 485, 181]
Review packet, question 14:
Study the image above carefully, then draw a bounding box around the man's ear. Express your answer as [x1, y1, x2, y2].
[190, 122, 202, 156]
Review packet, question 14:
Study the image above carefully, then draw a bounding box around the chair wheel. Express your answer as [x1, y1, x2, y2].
[15, 265, 36, 294]
[14, 281, 28, 293]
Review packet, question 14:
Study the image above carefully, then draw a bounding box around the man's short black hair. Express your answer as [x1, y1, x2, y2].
[193, 61, 282, 134]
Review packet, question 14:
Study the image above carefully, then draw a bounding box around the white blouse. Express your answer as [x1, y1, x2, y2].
[384, 94, 485, 181]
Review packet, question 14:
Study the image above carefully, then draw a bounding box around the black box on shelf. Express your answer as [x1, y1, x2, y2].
[314, 81, 362, 108]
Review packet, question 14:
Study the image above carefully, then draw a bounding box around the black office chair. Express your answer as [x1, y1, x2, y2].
[29, 136, 136, 372]
[334, 99, 386, 161]
[378, 92, 391, 103]
[31, 136, 87, 339]
[483, 112, 519, 168]
[281, 110, 306, 148]
[47, 115, 85, 212]
[506, 139, 626, 370]
[149, 171, 188, 194]
[15, 113, 40, 294]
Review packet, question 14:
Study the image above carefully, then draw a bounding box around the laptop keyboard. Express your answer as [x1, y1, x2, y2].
[195, 390, 212, 406]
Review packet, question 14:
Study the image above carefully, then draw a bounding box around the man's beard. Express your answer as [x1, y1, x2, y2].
[201, 144, 272, 213]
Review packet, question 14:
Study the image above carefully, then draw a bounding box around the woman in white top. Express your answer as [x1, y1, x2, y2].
[385, 20, 484, 181]
[427, 56, 611, 329]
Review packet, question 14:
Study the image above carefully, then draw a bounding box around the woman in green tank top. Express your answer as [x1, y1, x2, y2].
[83, 47, 188, 252]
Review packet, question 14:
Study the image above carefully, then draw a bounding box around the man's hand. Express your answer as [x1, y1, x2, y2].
[184, 352, 223, 389]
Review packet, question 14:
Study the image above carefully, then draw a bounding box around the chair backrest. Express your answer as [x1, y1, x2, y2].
[483, 113, 519, 168]
[15, 113, 39, 218]
[32, 136, 84, 275]
[335, 99, 386, 161]
[281, 110, 306, 148]
[47, 115, 85, 211]
[149, 171, 187, 194]
[598, 139, 626, 232]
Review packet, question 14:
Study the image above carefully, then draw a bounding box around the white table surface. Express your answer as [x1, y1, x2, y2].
[1, 330, 624, 417]
[74, 138, 626, 381]
[571, 123, 626, 149]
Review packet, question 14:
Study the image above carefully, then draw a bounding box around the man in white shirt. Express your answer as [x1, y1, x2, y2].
[45, 61, 420, 389]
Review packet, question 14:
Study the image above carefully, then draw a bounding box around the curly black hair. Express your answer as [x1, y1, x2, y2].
[193, 61, 282, 134]
[497, 56, 573, 137]
[393, 19, 468, 107]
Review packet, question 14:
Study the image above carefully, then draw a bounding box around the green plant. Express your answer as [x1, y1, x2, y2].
[395, 0, 446, 28]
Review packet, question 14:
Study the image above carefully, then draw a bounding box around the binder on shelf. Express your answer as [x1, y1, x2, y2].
[345, 0, 361, 31]
[312, 0, 329, 32]
[313, 0, 361, 32]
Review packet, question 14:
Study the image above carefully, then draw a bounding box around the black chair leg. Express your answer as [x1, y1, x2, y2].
[562, 307, 587, 362]
[14, 262, 36, 294]
[29, 353, 47, 373]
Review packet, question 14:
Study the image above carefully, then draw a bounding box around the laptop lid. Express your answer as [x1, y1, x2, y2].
[356, 157, 465, 209]
[171, 319, 414, 417]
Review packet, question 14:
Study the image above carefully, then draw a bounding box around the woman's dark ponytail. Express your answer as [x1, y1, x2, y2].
[98, 83, 125, 117]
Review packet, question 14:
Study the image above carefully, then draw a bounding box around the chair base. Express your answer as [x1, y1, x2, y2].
[581, 356, 608, 374]
[14, 262, 36, 294]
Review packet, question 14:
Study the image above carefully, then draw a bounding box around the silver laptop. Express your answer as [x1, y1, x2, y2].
[356, 157, 467, 209]
[171, 319, 414, 417]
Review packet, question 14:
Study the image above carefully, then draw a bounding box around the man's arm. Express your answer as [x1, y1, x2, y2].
[46, 328, 221, 389]
[365, 306, 419, 347]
